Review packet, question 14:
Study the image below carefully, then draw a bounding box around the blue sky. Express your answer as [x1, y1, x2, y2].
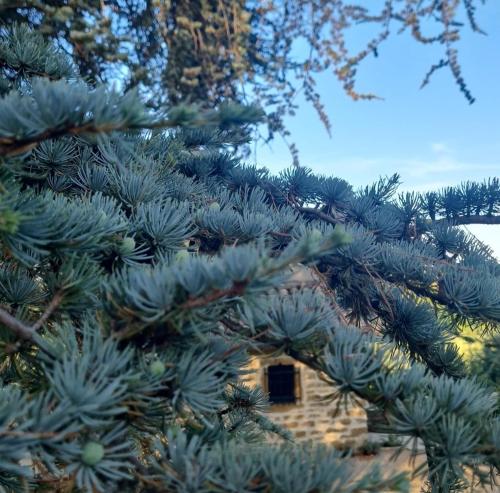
[255, 2, 500, 256]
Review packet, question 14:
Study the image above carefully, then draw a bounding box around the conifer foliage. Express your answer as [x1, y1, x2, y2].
[0, 22, 499, 493]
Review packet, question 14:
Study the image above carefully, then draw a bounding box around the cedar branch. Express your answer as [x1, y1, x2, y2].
[0, 291, 63, 341]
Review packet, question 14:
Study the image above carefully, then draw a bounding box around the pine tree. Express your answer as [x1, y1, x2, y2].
[0, 22, 499, 493]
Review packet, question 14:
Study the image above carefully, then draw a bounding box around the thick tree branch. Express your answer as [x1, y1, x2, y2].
[434, 215, 500, 226]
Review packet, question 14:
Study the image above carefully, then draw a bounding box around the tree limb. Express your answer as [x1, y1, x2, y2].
[31, 291, 63, 332]
[0, 306, 34, 340]
[0, 291, 63, 341]
[298, 206, 340, 225]
[434, 214, 500, 226]
[180, 281, 248, 310]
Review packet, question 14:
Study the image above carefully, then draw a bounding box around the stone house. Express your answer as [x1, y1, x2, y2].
[242, 262, 433, 454]
[245, 354, 368, 446]
[243, 265, 370, 446]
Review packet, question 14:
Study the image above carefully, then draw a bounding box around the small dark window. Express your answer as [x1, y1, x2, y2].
[265, 364, 298, 404]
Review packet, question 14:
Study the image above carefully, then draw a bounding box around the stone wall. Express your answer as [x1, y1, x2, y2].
[245, 355, 368, 447]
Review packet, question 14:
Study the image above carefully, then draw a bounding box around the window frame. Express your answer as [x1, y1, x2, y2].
[263, 362, 302, 408]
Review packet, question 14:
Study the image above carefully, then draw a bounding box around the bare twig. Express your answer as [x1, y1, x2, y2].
[31, 291, 63, 332]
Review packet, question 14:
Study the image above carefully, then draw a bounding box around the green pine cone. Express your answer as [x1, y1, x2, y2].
[81, 442, 105, 466]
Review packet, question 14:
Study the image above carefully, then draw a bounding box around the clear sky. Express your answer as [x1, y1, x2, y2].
[255, 2, 500, 256]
